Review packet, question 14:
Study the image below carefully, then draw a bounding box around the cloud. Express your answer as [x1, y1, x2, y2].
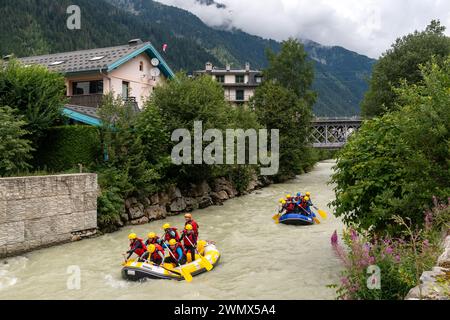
[154, 0, 450, 58]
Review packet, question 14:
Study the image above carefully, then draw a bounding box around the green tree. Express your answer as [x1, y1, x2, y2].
[98, 94, 160, 198]
[253, 38, 315, 180]
[264, 38, 317, 106]
[361, 20, 450, 118]
[0, 59, 66, 141]
[253, 83, 312, 180]
[145, 73, 233, 184]
[331, 57, 450, 235]
[0, 106, 33, 176]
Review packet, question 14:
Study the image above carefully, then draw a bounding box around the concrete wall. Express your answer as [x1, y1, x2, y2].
[0, 174, 98, 258]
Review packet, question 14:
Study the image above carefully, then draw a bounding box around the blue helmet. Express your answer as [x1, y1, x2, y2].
[297, 192, 302, 197]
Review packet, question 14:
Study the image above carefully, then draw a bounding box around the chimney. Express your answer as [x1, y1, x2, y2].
[226, 63, 231, 71]
[245, 62, 250, 72]
[128, 39, 143, 46]
[205, 62, 213, 71]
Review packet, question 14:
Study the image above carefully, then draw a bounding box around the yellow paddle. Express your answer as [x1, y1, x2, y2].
[272, 213, 281, 224]
[313, 206, 328, 219]
[166, 245, 193, 282]
[185, 236, 213, 271]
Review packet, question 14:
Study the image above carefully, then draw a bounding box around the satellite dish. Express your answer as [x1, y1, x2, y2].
[150, 67, 161, 77]
[151, 58, 160, 67]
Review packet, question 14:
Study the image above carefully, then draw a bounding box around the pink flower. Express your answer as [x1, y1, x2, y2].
[331, 230, 338, 246]
[385, 246, 393, 255]
[350, 229, 358, 241]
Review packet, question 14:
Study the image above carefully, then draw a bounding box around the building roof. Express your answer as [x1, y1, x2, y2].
[18, 40, 175, 78]
[195, 69, 262, 75]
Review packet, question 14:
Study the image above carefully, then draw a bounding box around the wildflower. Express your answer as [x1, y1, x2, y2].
[350, 228, 358, 241]
[331, 230, 338, 246]
[385, 246, 393, 255]
[395, 255, 401, 263]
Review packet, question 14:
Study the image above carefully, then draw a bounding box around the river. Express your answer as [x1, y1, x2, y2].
[0, 160, 344, 300]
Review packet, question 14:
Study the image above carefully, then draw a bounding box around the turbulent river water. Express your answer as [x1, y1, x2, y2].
[0, 160, 344, 300]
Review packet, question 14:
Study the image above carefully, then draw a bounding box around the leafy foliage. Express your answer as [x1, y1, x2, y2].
[265, 38, 317, 106]
[143, 73, 233, 184]
[98, 94, 160, 199]
[35, 125, 101, 172]
[361, 20, 450, 118]
[331, 220, 442, 300]
[0, 59, 66, 142]
[0, 106, 33, 176]
[331, 57, 450, 235]
[253, 39, 314, 180]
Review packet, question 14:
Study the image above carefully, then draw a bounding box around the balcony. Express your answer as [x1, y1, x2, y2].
[68, 94, 104, 108]
[67, 94, 138, 109]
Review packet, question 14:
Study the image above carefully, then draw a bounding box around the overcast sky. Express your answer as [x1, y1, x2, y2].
[154, 0, 450, 59]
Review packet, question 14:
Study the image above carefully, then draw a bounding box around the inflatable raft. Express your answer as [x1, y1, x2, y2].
[279, 212, 315, 225]
[121, 241, 220, 281]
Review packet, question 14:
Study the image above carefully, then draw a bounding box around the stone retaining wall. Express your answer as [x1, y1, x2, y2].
[0, 173, 98, 258]
[117, 174, 273, 227]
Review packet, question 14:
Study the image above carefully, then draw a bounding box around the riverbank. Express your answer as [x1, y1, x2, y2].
[101, 151, 336, 233]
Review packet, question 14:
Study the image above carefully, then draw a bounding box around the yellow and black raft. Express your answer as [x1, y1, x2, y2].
[121, 240, 220, 281]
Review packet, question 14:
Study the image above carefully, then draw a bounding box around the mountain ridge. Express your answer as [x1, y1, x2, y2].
[0, 0, 375, 116]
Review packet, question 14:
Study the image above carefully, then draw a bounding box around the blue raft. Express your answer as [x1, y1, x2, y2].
[278, 212, 315, 225]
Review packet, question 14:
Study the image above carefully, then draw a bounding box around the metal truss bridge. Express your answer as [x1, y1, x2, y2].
[310, 117, 363, 149]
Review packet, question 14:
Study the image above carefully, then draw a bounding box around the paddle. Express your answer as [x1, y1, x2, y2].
[166, 244, 193, 282]
[298, 205, 321, 224]
[185, 235, 213, 271]
[148, 260, 183, 277]
[313, 205, 328, 219]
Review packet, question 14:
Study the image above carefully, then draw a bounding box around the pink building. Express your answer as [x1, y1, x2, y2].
[19, 39, 174, 125]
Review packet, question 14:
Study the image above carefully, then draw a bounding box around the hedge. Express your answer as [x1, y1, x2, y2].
[35, 125, 101, 172]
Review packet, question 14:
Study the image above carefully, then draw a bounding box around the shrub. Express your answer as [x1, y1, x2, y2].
[35, 125, 101, 172]
[0, 106, 33, 176]
[0, 59, 67, 142]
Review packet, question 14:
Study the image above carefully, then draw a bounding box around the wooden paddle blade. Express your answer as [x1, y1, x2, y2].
[200, 255, 214, 271]
[318, 209, 328, 219]
[313, 217, 321, 224]
[180, 267, 193, 282]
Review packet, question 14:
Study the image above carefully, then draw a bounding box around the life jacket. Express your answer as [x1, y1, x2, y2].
[130, 238, 147, 257]
[168, 243, 185, 260]
[164, 227, 180, 242]
[286, 202, 295, 212]
[185, 219, 199, 235]
[150, 244, 164, 261]
[182, 230, 198, 247]
[145, 236, 160, 246]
